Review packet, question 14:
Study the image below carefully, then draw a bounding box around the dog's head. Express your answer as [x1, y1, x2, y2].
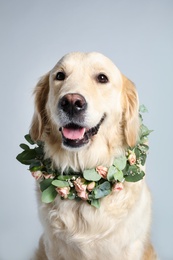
[30, 52, 139, 154]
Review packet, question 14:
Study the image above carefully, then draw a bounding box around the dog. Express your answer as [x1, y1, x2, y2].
[30, 52, 157, 259]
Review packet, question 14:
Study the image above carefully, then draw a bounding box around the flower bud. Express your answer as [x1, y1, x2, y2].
[96, 166, 108, 179]
[128, 152, 136, 165]
[31, 171, 43, 180]
[87, 182, 95, 192]
[56, 187, 70, 199]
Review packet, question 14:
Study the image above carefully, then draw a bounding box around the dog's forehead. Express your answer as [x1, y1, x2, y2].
[52, 52, 120, 74]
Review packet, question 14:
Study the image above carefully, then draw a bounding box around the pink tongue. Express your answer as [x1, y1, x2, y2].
[62, 127, 85, 140]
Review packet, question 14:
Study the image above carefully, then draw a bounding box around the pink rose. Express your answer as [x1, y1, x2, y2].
[128, 152, 136, 165]
[56, 187, 70, 199]
[31, 171, 43, 180]
[74, 178, 87, 193]
[73, 178, 89, 200]
[87, 182, 95, 192]
[112, 182, 124, 192]
[96, 166, 108, 179]
[77, 190, 89, 200]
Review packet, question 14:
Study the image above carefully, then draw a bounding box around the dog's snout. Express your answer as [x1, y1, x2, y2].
[59, 93, 87, 115]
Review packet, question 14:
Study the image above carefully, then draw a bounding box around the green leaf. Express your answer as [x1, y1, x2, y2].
[20, 143, 30, 150]
[83, 169, 101, 181]
[93, 181, 111, 199]
[16, 149, 37, 165]
[134, 147, 141, 159]
[24, 134, 35, 145]
[35, 146, 44, 156]
[125, 171, 145, 182]
[138, 144, 149, 153]
[29, 161, 42, 171]
[90, 199, 100, 208]
[57, 175, 76, 181]
[124, 165, 137, 175]
[107, 165, 117, 181]
[113, 170, 124, 182]
[139, 104, 148, 113]
[113, 156, 126, 170]
[108, 167, 124, 182]
[124, 165, 145, 182]
[40, 179, 53, 192]
[43, 158, 51, 165]
[41, 185, 57, 203]
[140, 153, 147, 166]
[140, 124, 153, 138]
[52, 180, 69, 187]
[68, 191, 76, 200]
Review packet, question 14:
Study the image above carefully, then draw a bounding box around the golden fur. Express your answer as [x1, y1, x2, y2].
[30, 52, 157, 259]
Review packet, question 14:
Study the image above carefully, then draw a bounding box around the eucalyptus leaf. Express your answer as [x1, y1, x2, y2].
[90, 199, 100, 208]
[139, 104, 148, 113]
[140, 124, 153, 138]
[124, 165, 137, 175]
[52, 180, 69, 187]
[68, 191, 76, 200]
[93, 181, 111, 199]
[140, 154, 147, 166]
[113, 156, 126, 170]
[125, 171, 145, 182]
[57, 175, 76, 181]
[113, 170, 124, 182]
[134, 147, 140, 159]
[124, 165, 145, 182]
[40, 179, 53, 192]
[140, 136, 149, 144]
[41, 185, 57, 203]
[138, 144, 149, 153]
[83, 169, 101, 181]
[107, 165, 117, 181]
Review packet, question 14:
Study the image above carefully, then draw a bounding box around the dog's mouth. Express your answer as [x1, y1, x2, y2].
[59, 114, 106, 148]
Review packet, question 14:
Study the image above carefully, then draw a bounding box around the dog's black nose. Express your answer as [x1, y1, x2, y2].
[59, 93, 87, 116]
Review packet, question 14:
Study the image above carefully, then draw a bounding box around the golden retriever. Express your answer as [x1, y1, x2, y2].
[30, 52, 157, 260]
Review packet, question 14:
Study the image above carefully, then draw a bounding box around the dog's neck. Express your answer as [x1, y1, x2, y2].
[44, 137, 125, 173]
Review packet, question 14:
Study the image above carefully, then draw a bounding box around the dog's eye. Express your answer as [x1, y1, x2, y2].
[97, 74, 109, 83]
[56, 72, 66, 81]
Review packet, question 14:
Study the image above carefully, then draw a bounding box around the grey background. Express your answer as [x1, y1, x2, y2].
[0, 1, 173, 259]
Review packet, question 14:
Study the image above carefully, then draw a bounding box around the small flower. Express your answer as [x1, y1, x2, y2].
[77, 190, 89, 200]
[96, 166, 108, 179]
[73, 178, 89, 200]
[112, 182, 124, 192]
[73, 177, 87, 192]
[43, 173, 54, 179]
[56, 187, 70, 199]
[128, 152, 136, 165]
[87, 182, 95, 192]
[31, 171, 43, 180]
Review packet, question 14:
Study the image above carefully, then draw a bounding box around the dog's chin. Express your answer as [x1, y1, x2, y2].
[59, 114, 106, 150]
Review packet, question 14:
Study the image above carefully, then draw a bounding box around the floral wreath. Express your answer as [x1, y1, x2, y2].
[16, 105, 152, 208]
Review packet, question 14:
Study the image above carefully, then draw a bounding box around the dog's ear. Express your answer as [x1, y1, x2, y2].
[30, 72, 50, 141]
[122, 75, 139, 147]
